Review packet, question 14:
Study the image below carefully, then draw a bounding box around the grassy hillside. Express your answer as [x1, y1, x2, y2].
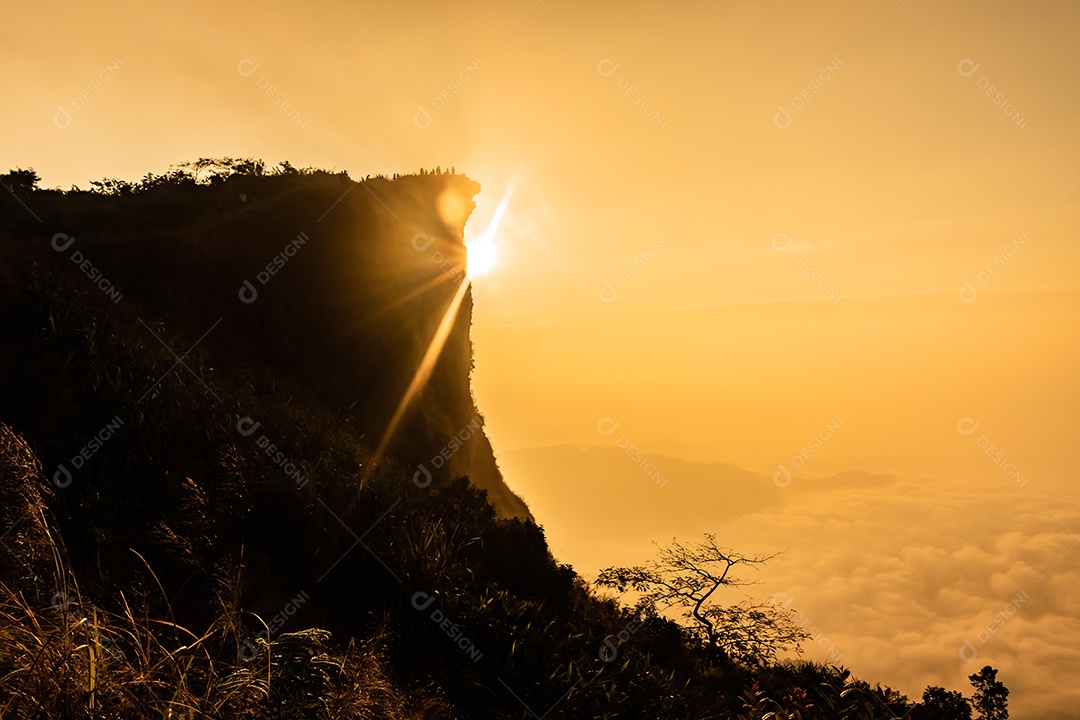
[0, 163, 988, 719]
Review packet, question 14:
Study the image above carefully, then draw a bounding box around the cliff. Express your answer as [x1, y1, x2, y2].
[0, 168, 529, 521]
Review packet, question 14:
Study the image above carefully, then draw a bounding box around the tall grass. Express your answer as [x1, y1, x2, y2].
[0, 424, 448, 720]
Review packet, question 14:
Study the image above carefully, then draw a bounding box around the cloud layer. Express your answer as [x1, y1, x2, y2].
[500, 445, 1080, 718]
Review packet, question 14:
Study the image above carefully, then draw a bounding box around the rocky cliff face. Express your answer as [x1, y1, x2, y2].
[0, 170, 529, 520]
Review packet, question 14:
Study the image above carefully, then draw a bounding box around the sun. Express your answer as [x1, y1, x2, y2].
[463, 183, 514, 280]
[465, 240, 499, 279]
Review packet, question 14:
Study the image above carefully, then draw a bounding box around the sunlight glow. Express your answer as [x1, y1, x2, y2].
[465, 241, 499, 278]
[464, 183, 514, 279]
[347, 183, 517, 516]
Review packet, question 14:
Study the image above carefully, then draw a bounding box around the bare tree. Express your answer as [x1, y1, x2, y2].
[177, 157, 265, 184]
[596, 533, 809, 666]
[178, 157, 218, 184]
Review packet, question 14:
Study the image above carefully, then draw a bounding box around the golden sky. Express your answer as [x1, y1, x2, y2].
[4, 0, 1079, 715]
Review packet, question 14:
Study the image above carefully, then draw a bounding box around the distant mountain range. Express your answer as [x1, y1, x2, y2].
[500, 443, 896, 573]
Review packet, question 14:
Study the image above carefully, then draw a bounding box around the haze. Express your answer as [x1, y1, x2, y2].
[4, 1, 1078, 716]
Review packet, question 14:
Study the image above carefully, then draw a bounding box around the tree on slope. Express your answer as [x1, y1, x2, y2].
[596, 533, 808, 667]
[969, 666, 1008, 720]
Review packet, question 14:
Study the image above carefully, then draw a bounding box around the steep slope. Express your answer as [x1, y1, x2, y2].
[0, 166, 978, 720]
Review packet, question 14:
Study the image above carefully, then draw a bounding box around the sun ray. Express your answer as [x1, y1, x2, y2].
[465, 183, 514, 279]
[346, 184, 514, 516]
[347, 275, 472, 515]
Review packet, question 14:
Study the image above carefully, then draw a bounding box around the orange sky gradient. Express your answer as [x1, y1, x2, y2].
[4, 1, 1079, 716]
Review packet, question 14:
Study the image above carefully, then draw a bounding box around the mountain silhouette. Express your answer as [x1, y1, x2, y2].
[0, 165, 528, 520]
[0, 161, 989, 720]
[500, 444, 896, 572]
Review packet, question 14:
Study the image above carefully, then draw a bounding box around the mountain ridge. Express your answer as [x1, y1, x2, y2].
[0, 166, 530, 521]
[0, 162, 988, 720]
